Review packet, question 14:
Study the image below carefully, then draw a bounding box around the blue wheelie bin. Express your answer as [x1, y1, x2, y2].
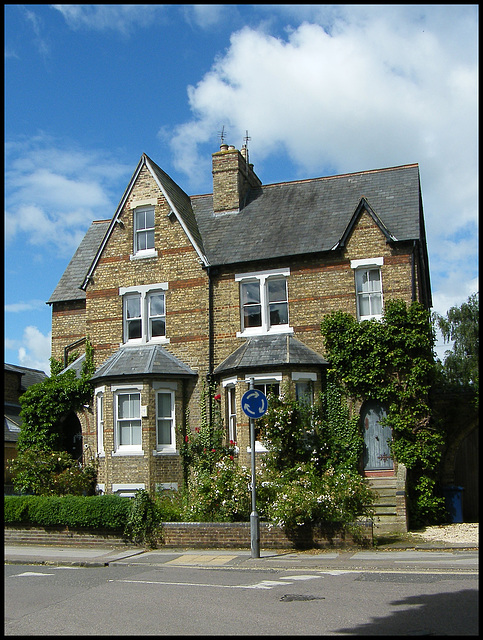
[442, 485, 464, 523]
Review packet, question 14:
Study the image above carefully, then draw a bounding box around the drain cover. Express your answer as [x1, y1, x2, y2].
[280, 594, 325, 602]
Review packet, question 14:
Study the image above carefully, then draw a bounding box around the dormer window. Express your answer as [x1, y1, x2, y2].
[133, 206, 155, 256]
[236, 268, 292, 336]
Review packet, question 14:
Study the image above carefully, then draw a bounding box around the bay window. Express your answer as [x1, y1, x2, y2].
[156, 390, 175, 451]
[114, 387, 143, 454]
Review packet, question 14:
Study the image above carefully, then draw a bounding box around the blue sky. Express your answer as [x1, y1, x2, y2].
[5, 4, 478, 374]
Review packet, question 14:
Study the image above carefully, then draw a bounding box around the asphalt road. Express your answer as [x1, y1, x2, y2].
[4, 551, 478, 635]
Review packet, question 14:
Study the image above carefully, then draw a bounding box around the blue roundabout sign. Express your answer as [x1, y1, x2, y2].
[241, 388, 268, 419]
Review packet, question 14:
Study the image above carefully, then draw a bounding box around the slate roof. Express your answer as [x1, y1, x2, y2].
[91, 345, 197, 381]
[214, 334, 328, 376]
[4, 363, 47, 390]
[192, 163, 424, 266]
[48, 157, 429, 305]
[48, 220, 110, 303]
[146, 156, 206, 257]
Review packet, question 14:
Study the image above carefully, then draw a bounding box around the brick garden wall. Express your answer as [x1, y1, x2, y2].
[5, 521, 373, 549]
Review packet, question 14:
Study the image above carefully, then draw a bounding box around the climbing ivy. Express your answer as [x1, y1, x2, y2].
[321, 300, 446, 527]
[10, 339, 97, 496]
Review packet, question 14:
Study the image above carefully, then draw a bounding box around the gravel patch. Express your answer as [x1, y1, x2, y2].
[408, 523, 478, 545]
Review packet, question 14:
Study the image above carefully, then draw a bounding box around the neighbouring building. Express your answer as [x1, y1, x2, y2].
[48, 143, 432, 531]
[4, 363, 47, 490]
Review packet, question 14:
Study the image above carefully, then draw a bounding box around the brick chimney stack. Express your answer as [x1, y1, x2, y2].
[212, 143, 262, 214]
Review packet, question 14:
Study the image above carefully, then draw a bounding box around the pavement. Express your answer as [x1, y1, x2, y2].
[4, 537, 478, 570]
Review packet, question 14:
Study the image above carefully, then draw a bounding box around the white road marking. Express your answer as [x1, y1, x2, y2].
[109, 573, 325, 591]
[10, 572, 54, 577]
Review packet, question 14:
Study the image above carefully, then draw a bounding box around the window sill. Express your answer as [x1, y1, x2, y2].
[130, 250, 158, 261]
[121, 337, 170, 346]
[237, 326, 294, 338]
[153, 449, 179, 456]
[111, 450, 144, 457]
[247, 443, 268, 453]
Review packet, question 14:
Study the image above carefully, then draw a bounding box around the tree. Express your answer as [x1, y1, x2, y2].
[434, 292, 479, 396]
[10, 340, 97, 495]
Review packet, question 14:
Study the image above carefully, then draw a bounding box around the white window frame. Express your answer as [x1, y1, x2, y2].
[244, 374, 282, 453]
[95, 386, 105, 457]
[155, 389, 176, 453]
[227, 385, 237, 444]
[236, 268, 292, 337]
[112, 385, 144, 455]
[132, 205, 157, 258]
[120, 283, 169, 345]
[292, 372, 317, 405]
[351, 257, 384, 321]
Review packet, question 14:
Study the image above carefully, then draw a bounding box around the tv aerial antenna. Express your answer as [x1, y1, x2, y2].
[218, 125, 227, 145]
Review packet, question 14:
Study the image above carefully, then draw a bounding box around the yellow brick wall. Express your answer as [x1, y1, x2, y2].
[51, 300, 86, 364]
[84, 166, 209, 492]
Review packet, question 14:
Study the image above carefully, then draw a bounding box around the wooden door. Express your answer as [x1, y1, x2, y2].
[362, 401, 393, 471]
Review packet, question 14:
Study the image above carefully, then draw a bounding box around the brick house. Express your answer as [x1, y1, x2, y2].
[48, 143, 431, 529]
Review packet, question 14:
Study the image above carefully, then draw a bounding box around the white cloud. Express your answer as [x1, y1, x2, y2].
[5, 135, 130, 256]
[17, 326, 52, 375]
[169, 7, 477, 317]
[5, 300, 46, 313]
[51, 4, 165, 35]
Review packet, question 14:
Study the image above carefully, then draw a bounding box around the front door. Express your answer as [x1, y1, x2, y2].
[362, 401, 393, 471]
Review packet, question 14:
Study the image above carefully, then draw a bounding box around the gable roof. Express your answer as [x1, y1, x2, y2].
[80, 154, 208, 291]
[49, 159, 430, 304]
[214, 334, 328, 376]
[48, 220, 110, 304]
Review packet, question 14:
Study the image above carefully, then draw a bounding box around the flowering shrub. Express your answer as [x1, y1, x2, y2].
[9, 449, 97, 496]
[173, 380, 375, 529]
[263, 464, 374, 528]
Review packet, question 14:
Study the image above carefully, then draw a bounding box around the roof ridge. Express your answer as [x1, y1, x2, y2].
[261, 163, 419, 190]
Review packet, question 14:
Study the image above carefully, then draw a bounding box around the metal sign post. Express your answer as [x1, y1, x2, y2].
[241, 380, 268, 559]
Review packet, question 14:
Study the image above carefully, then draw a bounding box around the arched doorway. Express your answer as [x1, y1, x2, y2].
[361, 400, 393, 473]
[58, 411, 83, 461]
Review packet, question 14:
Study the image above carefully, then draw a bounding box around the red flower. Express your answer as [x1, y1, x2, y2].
[214, 393, 221, 402]
[229, 455, 234, 461]
[185, 435, 189, 443]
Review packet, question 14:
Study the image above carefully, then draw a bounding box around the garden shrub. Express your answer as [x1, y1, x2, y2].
[124, 489, 162, 547]
[4, 494, 130, 531]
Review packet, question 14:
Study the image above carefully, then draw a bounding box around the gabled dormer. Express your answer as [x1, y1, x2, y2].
[81, 153, 209, 291]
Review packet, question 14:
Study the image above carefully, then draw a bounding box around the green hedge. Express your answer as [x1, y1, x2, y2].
[4, 495, 131, 531]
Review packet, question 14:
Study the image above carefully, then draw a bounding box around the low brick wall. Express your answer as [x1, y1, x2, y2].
[160, 521, 373, 548]
[4, 525, 129, 547]
[5, 520, 372, 549]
